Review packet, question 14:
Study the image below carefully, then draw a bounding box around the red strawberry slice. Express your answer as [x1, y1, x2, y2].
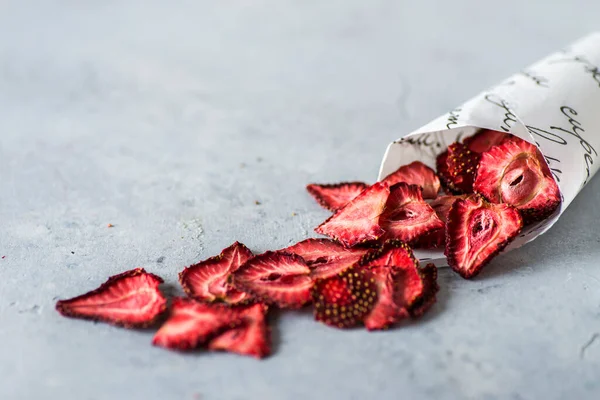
[179, 242, 254, 305]
[152, 298, 243, 350]
[445, 142, 479, 194]
[379, 183, 444, 244]
[281, 238, 368, 279]
[474, 136, 561, 224]
[381, 161, 441, 199]
[463, 129, 509, 153]
[414, 195, 468, 248]
[55, 268, 167, 328]
[315, 182, 390, 247]
[445, 195, 523, 278]
[312, 266, 378, 329]
[230, 252, 313, 308]
[358, 241, 439, 330]
[208, 303, 271, 359]
[306, 182, 369, 212]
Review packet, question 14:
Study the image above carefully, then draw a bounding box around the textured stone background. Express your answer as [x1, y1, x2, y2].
[1, 1, 600, 399]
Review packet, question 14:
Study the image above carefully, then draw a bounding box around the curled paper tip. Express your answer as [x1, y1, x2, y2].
[381, 32, 600, 265]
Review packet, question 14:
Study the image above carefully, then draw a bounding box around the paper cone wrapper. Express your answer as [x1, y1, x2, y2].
[378, 32, 600, 265]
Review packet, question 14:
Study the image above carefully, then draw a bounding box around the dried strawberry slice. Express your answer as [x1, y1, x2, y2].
[179, 242, 254, 305]
[55, 268, 167, 328]
[474, 136, 561, 223]
[358, 241, 438, 330]
[281, 238, 368, 279]
[463, 129, 509, 153]
[208, 303, 271, 359]
[381, 161, 441, 199]
[230, 252, 313, 308]
[152, 298, 243, 350]
[379, 183, 444, 244]
[315, 182, 390, 247]
[312, 266, 378, 329]
[306, 182, 369, 212]
[445, 143, 479, 194]
[445, 195, 523, 278]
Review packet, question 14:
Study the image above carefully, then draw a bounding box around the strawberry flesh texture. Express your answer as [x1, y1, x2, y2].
[474, 136, 560, 224]
[152, 298, 243, 350]
[281, 238, 368, 279]
[379, 183, 444, 244]
[306, 182, 369, 212]
[414, 195, 467, 249]
[179, 242, 254, 305]
[359, 241, 438, 330]
[316, 181, 390, 247]
[381, 161, 441, 199]
[230, 252, 313, 308]
[55, 268, 167, 328]
[312, 266, 378, 329]
[463, 129, 509, 153]
[445, 195, 523, 278]
[209, 303, 271, 359]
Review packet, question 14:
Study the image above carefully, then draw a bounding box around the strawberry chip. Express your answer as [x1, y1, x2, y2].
[152, 298, 243, 350]
[359, 241, 439, 330]
[55, 268, 167, 328]
[312, 266, 378, 329]
[306, 182, 369, 212]
[179, 242, 254, 305]
[209, 303, 271, 359]
[474, 136, 561, 224]
[445, 195, 523, 278]
[381, 161, 441, 199]
[315, 182, 390, 247]
[281, 238, 368, 279]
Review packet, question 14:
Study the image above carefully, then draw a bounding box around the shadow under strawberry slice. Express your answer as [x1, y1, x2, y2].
[306, 182, 369, 212]
[381, 161, 441, 199]
[281, 238, 369, 280]
[315, 181, 390, 247]
[230, 252, 313, 309]
[55, 268, 167, 328]
[208, 303, 271, 359]
[152, 298, 245, 350]
[179, 242, 254, 305]
[312, 266, 378, 329]
[379, 183, 444, 244]
[445, 195, 523, 279]
[474, 136, 561, 224]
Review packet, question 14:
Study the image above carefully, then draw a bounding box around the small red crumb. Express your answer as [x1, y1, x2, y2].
[1, 256, 5, 259]
[107, 224, 114, 228]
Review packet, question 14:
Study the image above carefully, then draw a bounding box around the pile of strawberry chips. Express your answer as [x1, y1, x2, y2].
[56, 129, 561, 359]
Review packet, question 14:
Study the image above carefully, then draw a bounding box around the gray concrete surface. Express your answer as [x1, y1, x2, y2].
[1, 1, 600, 399]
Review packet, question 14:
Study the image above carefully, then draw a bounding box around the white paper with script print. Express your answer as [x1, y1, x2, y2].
[378, 32, 600, 266]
